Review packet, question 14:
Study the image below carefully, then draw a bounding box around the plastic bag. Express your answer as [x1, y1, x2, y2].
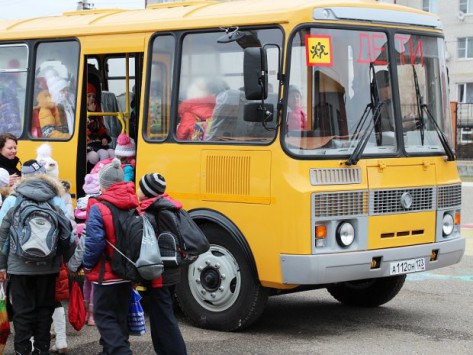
[0, 283, 11, 353]
[68, 279, 86, 331]
[127, 288, 146, 336]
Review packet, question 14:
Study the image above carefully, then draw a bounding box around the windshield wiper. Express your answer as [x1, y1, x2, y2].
[346, 102, 383, 166]
[412, 65, 425, 145]
[346, 63, 382, 166]
[412, 65, 455, 161]
[421, 103, 455, 161]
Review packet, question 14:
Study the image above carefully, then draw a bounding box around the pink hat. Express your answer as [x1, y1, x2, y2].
[83, 173, 100, 195]
[115, 133, 136, 158]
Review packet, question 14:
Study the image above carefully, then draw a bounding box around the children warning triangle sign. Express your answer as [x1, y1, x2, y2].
[306, 35, 333, 67]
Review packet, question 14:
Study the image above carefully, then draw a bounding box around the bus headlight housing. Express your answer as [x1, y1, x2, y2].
[336, 221, 355, 248]
[442, 213, 454, 237]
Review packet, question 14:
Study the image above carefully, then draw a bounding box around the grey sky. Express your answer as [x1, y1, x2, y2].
[0, 0, 145, 20]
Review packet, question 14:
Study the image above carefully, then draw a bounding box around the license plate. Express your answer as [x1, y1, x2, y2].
[390, 257, 426, 275]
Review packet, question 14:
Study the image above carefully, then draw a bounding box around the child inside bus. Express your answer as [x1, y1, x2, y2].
[36, 89, 70, 139]
[90, 133, 136, 182]
[287, 85, 307, 131]
[86, 82, 115, 165]
[177, 78, 229, 141]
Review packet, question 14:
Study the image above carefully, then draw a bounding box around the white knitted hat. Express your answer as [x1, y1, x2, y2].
[0, 168, 9, 187]
[115, 133, 136, 158]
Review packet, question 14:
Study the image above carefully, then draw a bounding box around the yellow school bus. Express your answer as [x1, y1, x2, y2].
[0, 0, 465, 331]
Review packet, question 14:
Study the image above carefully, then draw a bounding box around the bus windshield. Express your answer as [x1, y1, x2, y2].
[285, 27, 452, 158]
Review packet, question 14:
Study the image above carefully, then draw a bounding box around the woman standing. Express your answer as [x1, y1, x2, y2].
[0, 133, 21, 186]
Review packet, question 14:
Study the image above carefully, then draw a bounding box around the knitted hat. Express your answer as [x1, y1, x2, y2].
[36, 143, 59, 179]
[22, 159, 46, 176]
[115, 133, 136, 158]
[87, 83, 96, 94]
[0, 168, 9, 187]
[99, 158, 124, 189]
[45, 70, 68, 98]
[83, 173, 100, 195]
[139, 173, 166, 198]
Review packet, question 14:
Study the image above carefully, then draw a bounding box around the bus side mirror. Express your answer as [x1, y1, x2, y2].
[243, 102, 274, 122]
[244, 47, 268, 101]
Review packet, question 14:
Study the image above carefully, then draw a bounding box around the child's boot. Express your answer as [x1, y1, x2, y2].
[50, 307, 68, 353]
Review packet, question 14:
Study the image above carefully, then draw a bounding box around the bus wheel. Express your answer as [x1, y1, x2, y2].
[175, 223, 269, 331]
[327, 275, 407, 307]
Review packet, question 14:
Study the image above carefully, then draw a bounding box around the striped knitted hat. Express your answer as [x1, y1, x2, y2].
[139, 173, 166, 197]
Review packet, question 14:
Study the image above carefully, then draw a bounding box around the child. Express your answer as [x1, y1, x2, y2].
[36, 143, 74, 220]
[114, 133, 136, 181]
[90, 133, 136, 182]
[71, 173, 101, 326]
[138, 173, 187, 355]
[0, 168, 10, 207]
[86, 83, 114, 165]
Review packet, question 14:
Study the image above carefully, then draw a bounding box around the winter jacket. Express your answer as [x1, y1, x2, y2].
[0, 175, 75, 275]
[0, 154, 21, 176]
[82, 181, 138, 284]
[67, 230, 85, 273]
[287, 107, 307, 131]
[140, 195, 181, 288]
[55, 263, 69, 302]
[177, 96, 216, 140]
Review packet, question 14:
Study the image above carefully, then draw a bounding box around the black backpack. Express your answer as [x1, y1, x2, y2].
[148, 195, 210, 265]
[98, 201, 163, 283]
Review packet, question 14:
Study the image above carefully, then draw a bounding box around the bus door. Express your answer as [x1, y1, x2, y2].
[76, 51, 143, 196]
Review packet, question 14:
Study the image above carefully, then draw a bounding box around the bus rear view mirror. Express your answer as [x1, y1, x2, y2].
[243, 102, 274, 122]
[244, 47, 268, 101]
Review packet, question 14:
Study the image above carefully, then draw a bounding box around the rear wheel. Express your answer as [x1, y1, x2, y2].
[176, 223, 268, 331]
[327, 275, 406, 307]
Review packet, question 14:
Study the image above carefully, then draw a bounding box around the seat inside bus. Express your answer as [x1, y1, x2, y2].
[205, 89, 277, 141]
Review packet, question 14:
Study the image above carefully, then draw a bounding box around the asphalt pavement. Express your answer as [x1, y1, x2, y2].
[1, 183, 472, 354]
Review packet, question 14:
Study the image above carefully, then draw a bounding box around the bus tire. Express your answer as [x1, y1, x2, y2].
[327, 275, 406, 307]
[175, 223, 269, 331]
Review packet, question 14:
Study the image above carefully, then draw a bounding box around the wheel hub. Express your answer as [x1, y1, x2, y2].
[187, 245, 241, 311]
[200, 267, 221, 292]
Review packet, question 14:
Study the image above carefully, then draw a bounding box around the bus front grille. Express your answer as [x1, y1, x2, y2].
[370, 187, 435, 215]
[313, 191, 368, 217]
[437, 184, 462, 210]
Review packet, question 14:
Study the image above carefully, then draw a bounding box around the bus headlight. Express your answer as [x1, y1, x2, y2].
[442, 213, 454, 237]
[336, 221, 355, 247]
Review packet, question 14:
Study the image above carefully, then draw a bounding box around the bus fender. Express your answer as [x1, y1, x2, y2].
[188, 208, 258, 278]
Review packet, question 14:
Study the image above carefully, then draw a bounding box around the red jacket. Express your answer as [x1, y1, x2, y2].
[55, 263, 69, 302]
[176, 96, 216, 140]
[83, 182, 139, 283]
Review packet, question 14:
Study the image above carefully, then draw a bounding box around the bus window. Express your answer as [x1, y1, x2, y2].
[395, 34, 451, 152]
[145, 35, 175, 141]
[286, 28, 395, 154]
[176, 28, 282, 142]
[0, 44, 28, 138]
[33, 41, 79, 140]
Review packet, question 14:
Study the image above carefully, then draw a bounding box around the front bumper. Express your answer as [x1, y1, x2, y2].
[280, 237, 465, 285]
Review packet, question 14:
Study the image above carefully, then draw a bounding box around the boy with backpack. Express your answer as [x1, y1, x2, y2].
[138, 173, 188, 355]
[0, 168, 75, 355]
[82, 158, 137, 355]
